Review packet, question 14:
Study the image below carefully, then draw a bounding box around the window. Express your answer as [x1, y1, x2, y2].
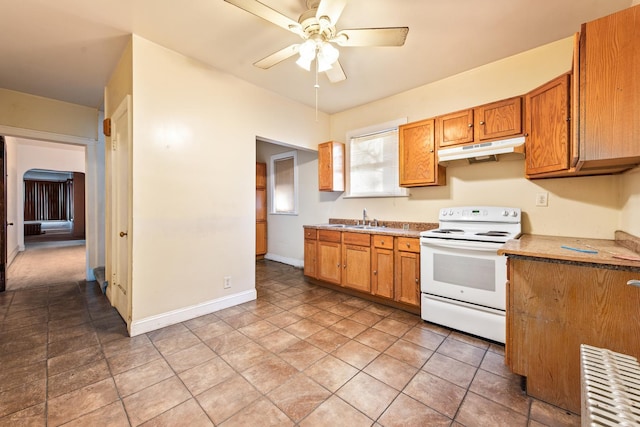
[270, 151, 298, 215]
[347, 118, 408, 198]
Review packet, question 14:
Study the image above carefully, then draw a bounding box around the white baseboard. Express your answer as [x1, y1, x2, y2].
[264, 253, 304, 268]
[129, 289, 257, 336]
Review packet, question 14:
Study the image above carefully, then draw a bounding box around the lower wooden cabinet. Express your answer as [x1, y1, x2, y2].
[394, 238, 421, 306]
[304, 229, 421, 311]
[372, 235, 394, 299]
[303, 228, 317, 278]
[342, 232, 372, 292]
[506, 257, 640, 413]
[316, 230, 342, 285]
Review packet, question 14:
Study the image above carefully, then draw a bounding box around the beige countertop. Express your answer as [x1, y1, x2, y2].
[499, 234, 640, 269]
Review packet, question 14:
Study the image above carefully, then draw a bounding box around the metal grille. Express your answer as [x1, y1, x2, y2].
[580, 344, 640, 426]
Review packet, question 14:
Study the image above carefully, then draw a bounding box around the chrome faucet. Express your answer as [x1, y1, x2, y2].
[363, 208, 368, 225]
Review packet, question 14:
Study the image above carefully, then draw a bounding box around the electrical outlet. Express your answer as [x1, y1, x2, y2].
[536, 192, 549, 207]
[223, 276, 231, 289]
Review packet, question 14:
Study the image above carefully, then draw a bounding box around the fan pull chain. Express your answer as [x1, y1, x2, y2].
[314, 59, 320, 122]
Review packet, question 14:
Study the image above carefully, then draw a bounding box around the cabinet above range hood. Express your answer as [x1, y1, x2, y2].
[438, 136, 526, 164]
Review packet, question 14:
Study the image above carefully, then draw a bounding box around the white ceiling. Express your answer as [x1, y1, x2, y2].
[0, 0, 632, 114]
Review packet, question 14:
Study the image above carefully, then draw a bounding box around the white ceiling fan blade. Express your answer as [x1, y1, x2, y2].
[315, 0, 346, 25]
[334, 27, 409, 47]
[254, 44, 300, 69]
[224, 0, 302, 34]
[324, 60, 346, 83]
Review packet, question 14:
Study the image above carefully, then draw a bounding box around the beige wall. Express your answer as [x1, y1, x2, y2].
[0, 88, 98, 139]
[128, 36, 329, 321]
[323, 36, 623, 241]
[620, 169, 640, 236]
[104, 38, 133, 118]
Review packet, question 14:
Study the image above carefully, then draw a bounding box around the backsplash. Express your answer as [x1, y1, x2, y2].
[328, 218, 438, 232]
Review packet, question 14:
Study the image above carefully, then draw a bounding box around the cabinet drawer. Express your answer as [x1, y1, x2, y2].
[373, 235, 394, 249]
[396, 237, 420, 253]
[318, 229, 341, 243]
[343, 232, 371, 246]
[304, 228, 317, 240]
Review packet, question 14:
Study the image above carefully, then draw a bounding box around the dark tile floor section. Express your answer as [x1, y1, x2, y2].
[0, 260, 581, 426]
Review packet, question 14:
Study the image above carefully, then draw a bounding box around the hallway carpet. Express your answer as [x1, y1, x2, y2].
[6, 241, 86, 290]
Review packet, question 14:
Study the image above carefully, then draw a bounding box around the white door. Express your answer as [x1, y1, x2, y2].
[109, 96, 132, 329]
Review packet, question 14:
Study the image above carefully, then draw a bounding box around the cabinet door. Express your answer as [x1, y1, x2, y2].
[304, 239, 317, 278]
[372, 247, 394, 299]
[477, 97, 522, 141]
[395, 250, 420, 306]
[256, 162, 266, 188]
[438, 109, 474, 147]
[256, 188, 267, 222]
[256, 222, 267, 256]
[525, 74, 571, 176]
[399, 119, 444, 187]
[580, 5, 640, 167]
[317, 240, 342, 285]
[343, 244, 371, 292]
[318, 142, 345, 192]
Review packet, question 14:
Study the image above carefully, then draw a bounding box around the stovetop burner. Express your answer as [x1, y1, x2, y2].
[432, 229, 465, 234]
[475, 231, 511, 237]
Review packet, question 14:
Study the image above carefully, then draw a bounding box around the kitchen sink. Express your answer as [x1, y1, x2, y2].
[325, 224, 347, 228]
[348, 225, 387, 230]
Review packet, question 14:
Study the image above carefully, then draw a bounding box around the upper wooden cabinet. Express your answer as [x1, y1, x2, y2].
[437, 96, 523, 149]
[578, 3, 640, 172]
[399, 118, 446, 187]
[318, 141, 345, 192]
[256, 162, 267, 258]
[525, 74, 572, 177]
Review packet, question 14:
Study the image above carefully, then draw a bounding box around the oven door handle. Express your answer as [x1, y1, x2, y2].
[420, 239, 502, 252]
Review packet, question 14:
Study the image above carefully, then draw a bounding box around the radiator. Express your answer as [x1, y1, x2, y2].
[580, 344, 640, 426]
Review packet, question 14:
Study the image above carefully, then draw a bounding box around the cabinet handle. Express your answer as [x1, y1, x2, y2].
[406, 243, 411, 248]
[468, 123, 473, 127]
[628, 280, 640, 288]
[373, 270, 377, 275]
[343, 264, 347, 269]
[381, 240, 385, 245]
[524, 133, 529, 137]
[415, 278, 419, 283]
[337, 263, 341, 268]
[479, 121, 485, 125]
[120, 231, 128, 237]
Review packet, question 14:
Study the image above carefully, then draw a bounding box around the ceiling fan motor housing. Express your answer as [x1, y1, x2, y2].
[298, 8, 336, 41]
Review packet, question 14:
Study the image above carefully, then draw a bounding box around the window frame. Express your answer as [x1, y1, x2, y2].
[270, 150, 299, 215]
[345, 118, 409, 198]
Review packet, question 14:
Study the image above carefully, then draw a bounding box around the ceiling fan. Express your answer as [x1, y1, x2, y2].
[223, 0, 409, 83]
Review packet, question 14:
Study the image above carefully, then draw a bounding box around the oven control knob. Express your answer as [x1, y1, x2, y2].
[502, 210, 509, 216]
[449, 209, 454, 216]
[510, 210, 518, 217]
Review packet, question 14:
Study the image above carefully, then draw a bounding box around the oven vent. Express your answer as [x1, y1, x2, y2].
[580, 344, 640, 426]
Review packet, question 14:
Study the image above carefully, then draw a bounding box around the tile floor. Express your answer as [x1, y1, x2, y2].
[0, 260, 581, 426]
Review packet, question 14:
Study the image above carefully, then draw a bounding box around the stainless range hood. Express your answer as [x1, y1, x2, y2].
[437, 136, 525, 163]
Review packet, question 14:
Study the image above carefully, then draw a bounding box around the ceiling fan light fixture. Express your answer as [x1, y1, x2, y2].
[318, 41, 339, 65]
[298, 39, 317, 60]
[296, 56, 313, 71]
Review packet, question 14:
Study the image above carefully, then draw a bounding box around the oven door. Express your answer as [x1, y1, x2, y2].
[420, 237, 507, 310]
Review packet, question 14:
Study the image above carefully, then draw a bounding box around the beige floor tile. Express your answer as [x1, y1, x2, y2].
[223, 311, 262, 329]
[354, 328, 398, 352]
[204, 330, 251, 355]
[196, 374, 261, 425]
[337, 372, 399, 420]
[378, 393, 451, 427]
[299, 395, 372, 427]
[288, 303, 322, 317]
[179, 356, 235, 395]
[305, 328, 350, 353]
[304, 355, 359, 392]
[190, 320, 234, 342]
[47, 378, 119, 426]
[480, 349, 513, 378]
[329, 318, 368, 338]
[0, 344, 47, 371]
[305, 309, 343, 327]
[267, 373, 331, 422]
[183, 312, 220, 330]
[255, 329, 301, 353]
[278, 341, 327, 371]
[373, 318, 413, 337]
[241, 357, 298, 394]
[238, 319, 280, 340]
[220, 341, 275, 372]
[469, 369, 530, 415]
[529, 399, 581, 426]
[402, 326, 447, 350]
[141, 398, 213, 427]
[333, 340, 380, 369]
[0, 361, 46, 393]
[164, 342, 217, 373]
[219, 397, 293, 427]
[423, 352, 478, 388]
[0, 332, 47, 355]
[437, 336, 487, 367]
[61, 400, 130, 427]
[151, 329, 201, 357]
[404, 371, 466, 419]
[384, 339, 432, 368]
[122, 376, 191, 426]
[265, 311, 303, 328]
[0, 379, 46, 419]
[364, 353, 418, 390]
[48, 358, 112, 398]
[349, 309, 384, 326]
[325, 302, 360, 317]
[106, 342, 162, 375]
[0, 402, 45, 427]
[284, 319, 325, 339]
[114, 358, 175, 397]
[101, 334, 152, 358]
[455, 391, 528, 426]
